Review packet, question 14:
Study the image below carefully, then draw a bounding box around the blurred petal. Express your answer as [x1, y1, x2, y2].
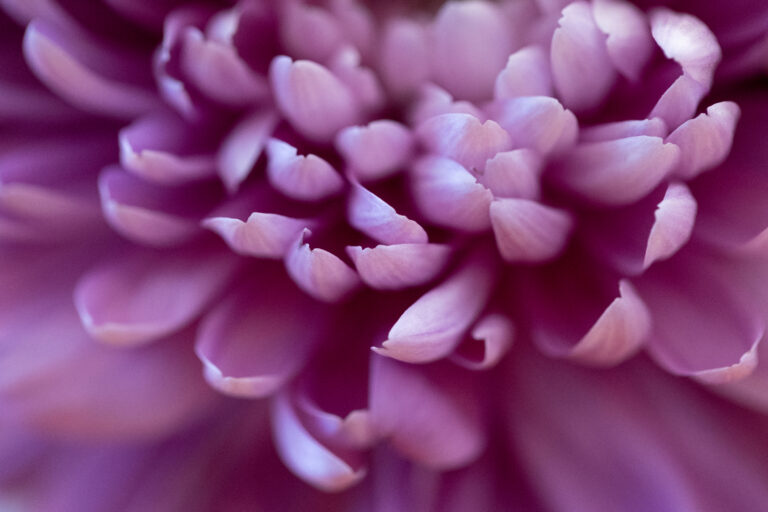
[490, 198, 573, 263]
[203, 212, 314, 259]
[347, 243, 452, 291]
[217, 110, 278, 193]
[336, 120, 413, 182]
[479, 149, 543, 200]
[494, 46, 552, 100]
[450, 313, 515, 371]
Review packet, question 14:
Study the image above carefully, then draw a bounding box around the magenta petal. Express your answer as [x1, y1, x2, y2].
[203, 212, 313, 259]
[196, 282, 325, 398]
[409, 84, 484, 126]
[266, 138, 345, 202]
[74, 249, 237, 346]
[550, 2, 615, 112]
[347, 181, 427, 245]
[119, 114, 217, 186]
[370, 357, 485, 469]
[492, 96, 578, 155]
[279, 1, 344, 63]
[270, 56, 360, 142]
[644, 182, 697, 269]
[346, 243, 452, 290]
[410, 156, 493, 232]
[375, 252, 496, 363]
[649, 74, 708, 132]
[479, 149, 542, 200]
[430, 0, 513, 101]
[490, 199, 573, 263]
[416, 113, 511, 173]
[23, 21, 158, 118]
[580, 117, 668, 142]
[592, 0, 652, 81]
[450, 313, 515, 371]
[494, 45, 552, 100]
[285, 229, 361, 303]
[637, 258, 764, 384]
[666, 101, 740, 180]
[218, 110, 278, 193]
[335, 120, 413, 182]
[378, 18, 430, 97]
[553, 136, 680, 206]
[181, 26, 268, 107]
[328, 47, 385, 114]
[271, 391, 365, 492]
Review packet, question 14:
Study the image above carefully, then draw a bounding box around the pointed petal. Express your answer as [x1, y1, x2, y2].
[494, 45, 552, 100]
[553, 136, 680, 206]
[217, 110, 278, 193]
[285, 229, 361, 303]
[203, 212, 313, 259]
[410, 156, 493, 232]
[492, 96, 578, 155]
[375, 252, 496, 363]
[346, 243, 452, 290]
[644, 182, 697, 269]
[347, 181, 427, 245]
[266, 139, 344, 202]
[490, 199, 573, 263]
[74, 249, 238, 346]
[450, 313, 515, 371]
[335, 120, 413, 182]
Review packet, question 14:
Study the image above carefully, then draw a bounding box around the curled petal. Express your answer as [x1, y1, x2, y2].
[493, 96, 578, 155]
[551, 2, 615, 112]
[272, 391, 365, 492]
[346, 243, 452, 290]
[279, 1, 343, 62]
[270, 56, 360, 142]
[644, 182, 697, 269]
[490, 199, 573, 263]
[285, 229, 361, 303]
[23, 21, 158, 118]
[649, 74, 708, 132]
[196, 281, 326, 398]
[450, 313, 515, 371]
[378, 18, 430, 97]
[553, 136, 680, 206]
[75, 249, 238, 346]
[592, 0, 653, 81]
[666, 102, 740, 180]
[329, 46, 385, 113]
[335, 120, 413, 182]
[347, 181, 427, 245]
[416, 113, 511, 173]
[409, 85, 484, 126]
[266, 139, 344, 202]
[494, 46, 552, 100]
[370, 357, 485, 469]
[218, 110, 278, 193]
[580, 117, 667, 142]
[430, 0, 513, 101]
[375, 252, 496, 363]
[410, 156, 493, 232]
[181, 27, 268, 107]
[203, 212, 314, 259]
[479, 149, 543, 200]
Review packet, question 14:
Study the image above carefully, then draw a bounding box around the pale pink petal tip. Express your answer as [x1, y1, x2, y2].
[494, 45, 552, 100]
[335, 120, 413, 182]
[270, 56, 360, 142]
[450, 314, 515, 370]
[266, 138, 345, 201]
[592, 0, 653, 81]
[346, 243, 452, 290]
[347, 181, 427, 245]
[218, 111, 278, 193]
[490, 199, 573, 263]
[285, 229, 361, 303]
[479, 149, 543, 200]
[203, 213, 313, 259]
[644, 182, 697, 269]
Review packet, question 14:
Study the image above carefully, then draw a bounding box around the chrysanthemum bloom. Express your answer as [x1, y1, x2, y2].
[2, 0, 768, 509]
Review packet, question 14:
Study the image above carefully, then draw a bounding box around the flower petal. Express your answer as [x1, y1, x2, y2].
[450, 313, 515, 371]
[492, 96, 578, 155]
[378, 18, 430, 97]
[644, 182, 697, 269]
[592, 0, 653, 81]
[266, 138, 345, 202]
[494, 45, 552, 100]
[347, 181, 427, 245]
[217, 110, 278, 193]
[490, 199, 573, 263]
[479, 149, 543, 200]
[203, 212, 313, 259]
[335, 120, 413, 182]
[346, 243, 452, 290]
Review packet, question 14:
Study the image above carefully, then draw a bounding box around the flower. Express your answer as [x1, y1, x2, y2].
[1, 0, 768, 509]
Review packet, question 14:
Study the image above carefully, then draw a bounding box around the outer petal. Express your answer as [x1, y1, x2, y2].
[279, 1, 343, 63]
[644, 182, 697, 269]
[347, 181, 427, 245]
[490, 199, 573, 263]
[377, 18, 430, 97]
[346, 243, 452, 290]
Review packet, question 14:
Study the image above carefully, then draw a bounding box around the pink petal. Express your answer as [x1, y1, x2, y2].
[74, 249, 238, 346]
[416, 113, 511, 173]
[377, 18, 430, 97]
[330, 0, 375, 60]
[552, 136, 680, 206]
[328, 47, 385, 114]
[644, 182, 697, 269]
[649, 74, 709, 132]
[203, 212, 314, 259]
[119, 113, 217, 186]
[181, 26, 268, 107]
[270, 55, 360, 142]
[196, 280, 326, 398]
[479, 149, 543, 200]
[490, 199, 573, 263]
[23, 21, 158, 118]
[346, 243, 452, 290]
[550, 2, 615, 112]
[494, 45, 552, 100]
[430, 0, 513, 101]
[285, 229, 361, 303]
[450, 313, 515, 371]
[410, 156, 494, 232]
[217, 110, 278, 193]
[266, 138, 345, 202]
[580, 117, 668, 142]
[271, 391, 365, 492]
[492, 96, 578, 155]
[370, 357, 485, 469]
[347, 181, 427, 245]
[592, 0, 653, 81]
[409, 84, 484, 126]
[335, 120, 413, 182]
[666, 101, 740, 180]
[0, 182, 99, 236]
[375, 252, 496, 363]
[279, 1, 344, 63]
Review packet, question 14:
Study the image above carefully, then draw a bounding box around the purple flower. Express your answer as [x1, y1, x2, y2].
[1, 0, 768, 509]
